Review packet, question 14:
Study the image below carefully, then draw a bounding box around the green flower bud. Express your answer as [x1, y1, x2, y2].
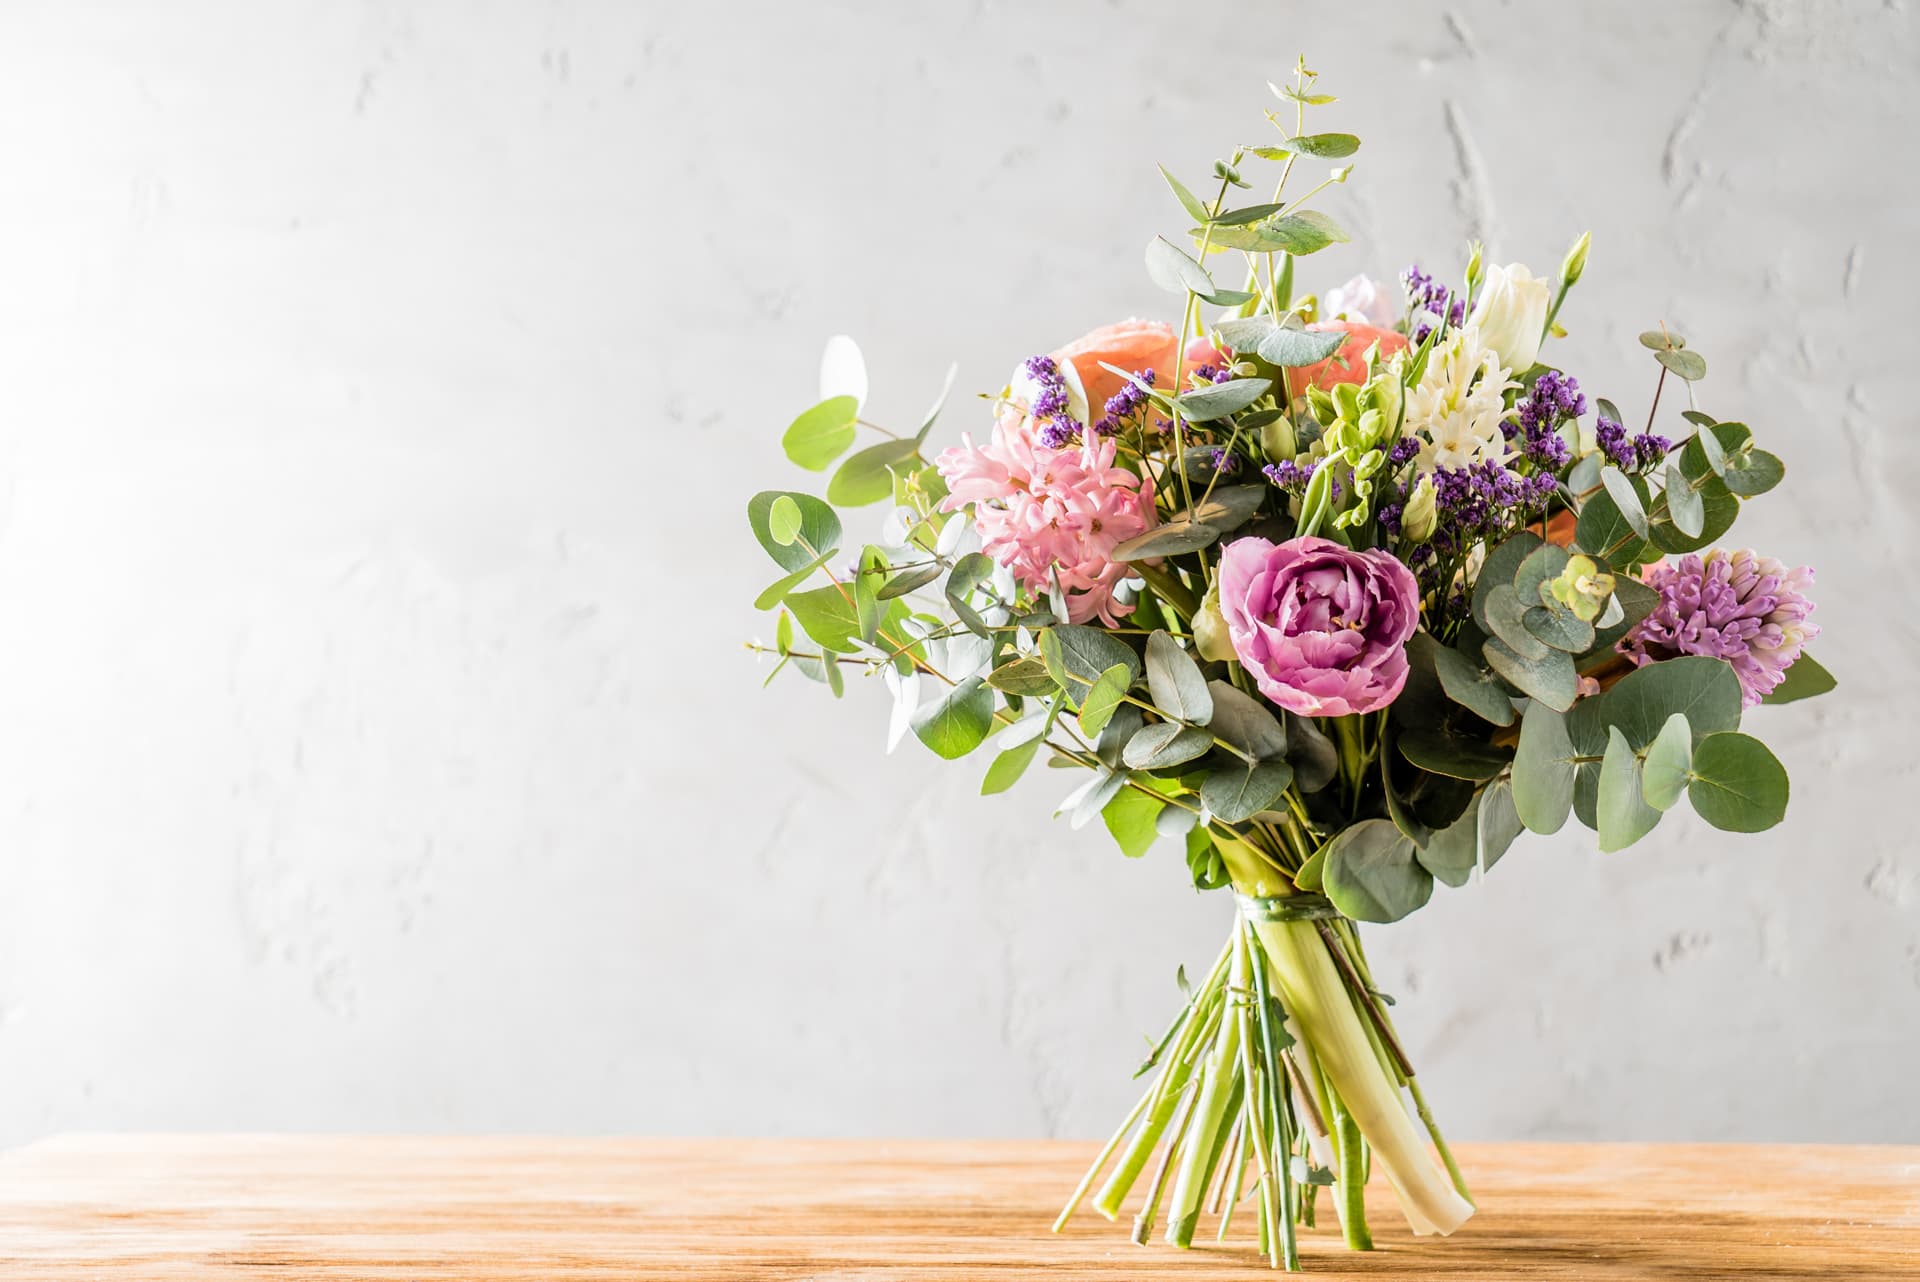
[1464, 239, 1485, 292]
[1560, 231, 1592, 287]
[1260, 413, 1297, 464]
[1192, 584, 1238, 663]
[1401, 474, 1438, 543]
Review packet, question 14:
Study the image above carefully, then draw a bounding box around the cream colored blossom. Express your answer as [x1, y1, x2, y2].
[1404, 326, 1519, 472]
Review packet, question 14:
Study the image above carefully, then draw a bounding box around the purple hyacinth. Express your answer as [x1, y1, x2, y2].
[1618, 550, 1819, 706]
[1402, 263, 1468, 343]
[1092, 368, 1155, 437]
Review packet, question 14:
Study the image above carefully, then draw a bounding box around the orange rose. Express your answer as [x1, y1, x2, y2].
[1051, 320, 1227, 416]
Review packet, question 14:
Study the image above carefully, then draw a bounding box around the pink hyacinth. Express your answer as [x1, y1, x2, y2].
[935, 407, 1157, 626]
[1618, 549, 1818, 707]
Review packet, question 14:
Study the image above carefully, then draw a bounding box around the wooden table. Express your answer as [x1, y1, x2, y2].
[0, 1136, 1915, 1278]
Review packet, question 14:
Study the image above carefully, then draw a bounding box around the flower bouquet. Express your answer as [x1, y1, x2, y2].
[744, 62, 1833, 1269]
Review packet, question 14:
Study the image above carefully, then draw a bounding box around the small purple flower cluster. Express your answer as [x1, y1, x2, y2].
[1396, 462, 1557, 594]
[1023, 354, 1081, 449]
[1263, 458, 1318, 489]
[1190, 364, 1235, 386]
[1092, 368, 1155, 437]
[1401, 264, 1467, 342]
[1386, 436, 1421, 469]
[1594, 415, 1671, 473]
[1209, 448, 1240, 476]
[1504, 370, 1583, 471]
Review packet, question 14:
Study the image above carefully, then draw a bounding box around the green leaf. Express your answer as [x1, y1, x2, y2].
[1485, 585, 1550, 660]
[1109, 519, 1221, 561]
[1598, 725, 1662, 852]
[1639, 329, 1685, 351]
[854, 546, 886, 642]
[985, 654, 1058, 697]
[1173, 377, 1272, 422]
[1254, 132, 1361, 159]
[1421, 636, 1515, 727]
[767, 494, 804, 545]
[1484, 637, 1578, 711]
[781, 396, 859, 472]
[1145, 235, 1215, 296]
[1200, 760, 1294, 823]
[1722, 448, 1784, 497]
[1761, 652, 1835, 705]
[1665, 457, 1705, 538]
[1687, 732, 1789, 832]
[1209, 202, 1288, 226]
[876, 563, 942, 600]
[1045, 625, 1143, 694]
[1286, 714, 1339, 793]
[1573, 478, 1652, 566]
[1479, 779, 1525, 872]
[1418, 789, 1482, 888]
[1321, 820, 1433, 923]
[1078, 663, 1134, 739]
[945, 551, 995, 638]
[784, 584, 860, 652]
[1656, 348, 1707, 381]
[1586, 575, 1659, 659]
[1254, 326, 1347, 368]
[1185, 484, 1270, 532]
[1186, 829, 1230, 890]
[1123, 721, 1215, 770]
[1146, 631, 1213, 724]
[828, 438, 922, 507]
[1102, 785, 1166, 858]
[1397, 728, 1512, 781]
[1206, 681, 1288, 760]
[910, 677, 994, 759]
[1158, 164, 1212, 225]
[1573, 655, 1742, 751]
[752, 547, 838, 610]
[1523, 603, 1595, 654]
[1199, 209, 1349, 255]
[1641, 712, 1693, 811]
[1514, 543, 1571, 604]
[1600, 469, 1650, 539]
[748, 491, 843, 572]
[1472, 532, 1544, 635]
[981, 735, 1044, 795]
[1513, 699, 1577, 834]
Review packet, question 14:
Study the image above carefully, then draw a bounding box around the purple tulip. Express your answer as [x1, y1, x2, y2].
[1217, 536, 1423, 718]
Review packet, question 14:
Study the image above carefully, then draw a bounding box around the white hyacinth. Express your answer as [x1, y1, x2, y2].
[1404, 325, 1519, 473]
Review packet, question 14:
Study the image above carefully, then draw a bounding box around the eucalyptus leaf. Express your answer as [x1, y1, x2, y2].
[753, 547, 838, 610]
[1687, 732, 1789, 831]
[748, 491, 843, 572]
[1123, 721, 1215, 770]
[945, 551, 996, 638]
[1146, 631, 1213, 724]
[1666, 457, 1705, 537]
[1201, 761, 1294, 823]
[1472, 532, 1544, 635]
[1102, 785, 1166, 858]
[1045, 625, 1143, 693]
[910, 677, 994, 759]
[1761, 652, 1835, 705]
[1185, 484, 1270, 532]
[1207, 681, 1288, 760]
[1656, 348, 1708, 381]
[1321, 820, 1433, 923]
[1078, 663, 1134, 739]
[1598, 726, 1661, 852]
[1523, 603, 1595, 654]
[784, 584, 860, 652]
[1600, 469, 1651, 538]
[1158, 164, 1212, 225]
[781, 396, 859, 472]
[1513, 699, 1578, 833]
[828, 439, 923, 507]
[1422, 636, 1516, 727]
[1199, 209, 1349, 255]
[1145, 235, 1215, 296]
[1397, 728, 1512, 781]
[1722, 448, 1784, 497]
[1417, 790, 1481, 888]
[1109, 520, 1221, 561]
[1255, 326, 1348, 368]
[1173, 377, 1273, 422]
[1255, 132, 1360, 159]
[876, 563, 943, 600]
[981, 735, 1044, 795]
[1286, 714, 1339, 792]
[1641, 712, 1693, 811]
[1478, 779, 1525, 872]
[985, 654, 1059, 697]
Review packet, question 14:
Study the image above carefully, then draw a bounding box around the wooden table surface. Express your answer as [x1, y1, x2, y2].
[0, 1136, 1915, 1279]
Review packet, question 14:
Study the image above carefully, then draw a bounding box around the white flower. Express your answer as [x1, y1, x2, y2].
[1405, 327, 1518, 473]
[1467, 262, 1551, 376]
[1321, 274, 1396, 328]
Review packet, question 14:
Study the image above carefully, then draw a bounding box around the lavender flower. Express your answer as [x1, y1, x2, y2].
[1618, 550, 1819, 706]
[1401, 263, 1468, 342]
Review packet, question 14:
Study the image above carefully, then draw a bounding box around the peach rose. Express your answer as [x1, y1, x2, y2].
[1051, 320, 1227, 416]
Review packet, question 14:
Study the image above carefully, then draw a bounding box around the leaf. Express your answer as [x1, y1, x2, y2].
[1485, 585, 1550, 660]
[916, 362, 960, 437]
[1102, 785, 1166, 858]
[752, 546, 838, 610]
[1254, 326, 1348, 368]
[1485, 637, 1578, 711]
[1185, 484, 1270, 532]
[1209, 202, 1288, 226]
[781, 396, 859, 472]
[1044, 625, 1143, 693]
[1397, 728, 1512, 781]
[1060, 768, 1127, 830]
[1078, 663, 1134, 738]
[1573, 655, 1742, 751]
[1158, 164, 1212, 225]
[876, 563, 943, 600]
[828, 438, 922, 507]
[1513, 699, 1577, 834]
[1417, 790, 1482, 888]
[910, 677, 994, 759]
[1472, 532, 1544, 635]
[1600, 469, 1651, 539]
[1761, 652, 1835, 705]
[1722, 448, 1784, 497]
[1185, 829, 1229, 890]
[1255, 132, 1361, 159]
[1173, 377, 1273, 422]
[1598, 725, 1662, 852]
[1523, 603, 1595, 654]
[1200, 761, 1293, 823]
[1206, 681, 1288, 760]
[818, 335, 867, 408]
[1321, 820, 1433, 923]
[1514, 543, 1571, 604]
[1665, 457, 1705, 537]
[1094, 705, 1144, 770]
[1573, 479, 1651, 566]
[981, 735, 1044, 795]
[1479, 779, 1525, 872]
[1285, 714, 1339, 792]
[1123, 721, 1214, 770]
[1639, 330, 1685, 351]
[854, 546, 886, 642]
[1641, 712, 1693, 811]
[1214, 316, 1279, 351]
[1586, 575, 1659, 658]
[1146, 631, 1213, 724]
[985, 654, 1058, 697]
[1200, 209, 1349, 255]
[1109, 520, 1221, 561]
[748, 491, 843, 572]
[1687, 732, 1789, 831]
[944, 551, 995, 638]
[1145, 235, 1215, 296]
[1656, 348, 1708, 381]
[784, 584, 860, 652]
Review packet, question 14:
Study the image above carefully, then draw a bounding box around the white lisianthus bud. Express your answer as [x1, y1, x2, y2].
[1320, 274, 1396, 328]
[1467, 262, 1551, 376]
[1464, 240, 1485, 293]
[1192, 584, 1238, 663]
[1560, 231, 1592, 287]
[1401, 474, 1438, 543]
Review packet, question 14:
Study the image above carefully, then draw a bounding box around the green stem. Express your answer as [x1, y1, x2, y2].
[1165, 931, 1247, 1247]
[1328, 1085, 1374, 1251]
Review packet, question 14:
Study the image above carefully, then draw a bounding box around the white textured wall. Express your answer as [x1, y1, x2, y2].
[0, 1, 1914, 1148]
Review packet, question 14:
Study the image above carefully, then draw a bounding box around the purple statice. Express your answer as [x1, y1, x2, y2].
[1386, 435, 1421, 469]
[1618, 550, 1818, 706]
[1092, 368, 1155, 437]
[1594, 414, 1669, 474]
[1263, 458, 1317, 489]
[1378, 500, 1404, 537]
[1189, 364, 1234, 386]
[1421, 462, 1557, 565]
[1506, 369, 1584, 471]
[1401, 263, 1467, 343]
[1209, 448, 1240, 476]
[1021, 354, 1081, 447]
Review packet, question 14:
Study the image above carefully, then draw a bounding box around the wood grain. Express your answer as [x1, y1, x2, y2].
[0, 1136, 1915, 1279]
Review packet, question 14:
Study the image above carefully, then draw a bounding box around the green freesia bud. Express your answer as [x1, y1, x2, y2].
[1543, 553, 1615, 621]
[1192, 584, 1238, 663]
[1464, 240, 1485, 292]
[1260, 413, 1297, 464]
[1560, 231, 1592, 287]
[1401, 474, 1438, 543]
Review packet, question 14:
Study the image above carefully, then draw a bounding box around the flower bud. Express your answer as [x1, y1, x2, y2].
[1467, 262, 1551, 375]
[1464, 240, 1485, 293]
[1401, 474, 1438, 543]
[1560, 231, 1592, 287]
[1260, 413, 1297, 464]
[1192, 584, 1238, 663]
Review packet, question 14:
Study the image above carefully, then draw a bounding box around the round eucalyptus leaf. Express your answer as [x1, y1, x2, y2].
[1514, 543, 1571, 605]
[1665, 458, 1705, 538]
[910, 677, 995, 760]
[748, 491, 843, 572]
[1722, 449, 1784, 497]
[1424, 636, 1516, 727]
[1173, 377, 1274, 422]
[1486, 584, 1551, 660]
[1600, 469, 1651, 539]
[1523, 604, 1596, 654]
[1512, 699, 1577, 834]
[1123, 721, 1214, 771]
[1598, 726, 1662, 852]
[1146, 631, 1214, 724]
[1415, 789, 1480, 888]
[1484, 638, 1577, 711]
[1322, 820, 1434, 923]
[1656, 348, 1708, 381]
[781, 396, 859, 472]
[1110, 520, 1221, 562]
[1640, 713, 1693, 811]
[1687, 732, 1789, 832]
[1396, 728, 1511, 781]
[1200, 760, 1294, 823]
[1639, 330, 1686, 351]
[1761, 652, 1835, 705]
[1145, 235, 1215, 296]
[828, 438, 923, 507]
[1206, 681, 1288, 760]
[1472, 531, 1544, 634]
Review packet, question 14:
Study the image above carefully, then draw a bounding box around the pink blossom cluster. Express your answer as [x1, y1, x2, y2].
[935, 408, 1157, 626]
